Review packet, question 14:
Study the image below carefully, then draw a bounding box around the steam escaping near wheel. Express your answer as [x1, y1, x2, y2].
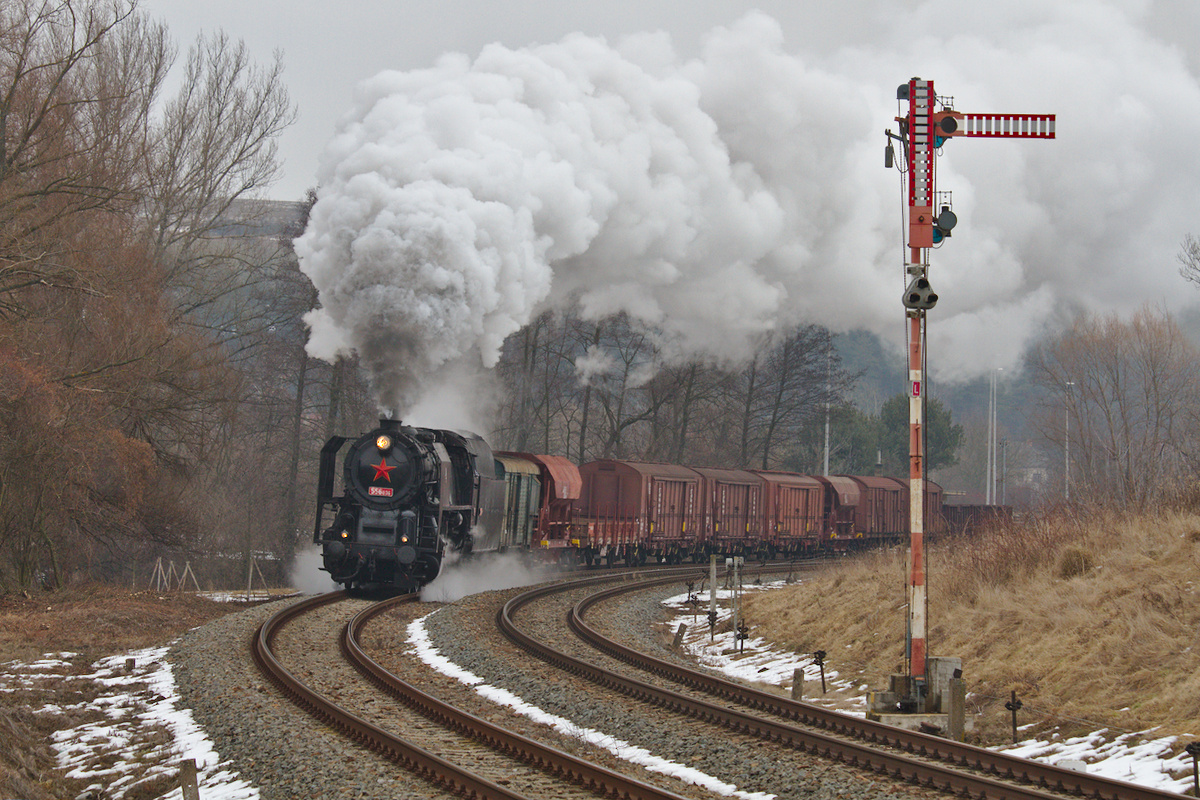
[420, 551, 558, 603]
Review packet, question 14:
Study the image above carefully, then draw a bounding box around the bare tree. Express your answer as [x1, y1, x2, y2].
[141, 30, 295, 344]
[721, 325, 853, 469]
[1178, 233, 1200, 289]
[1030, 305, 1200, 508]
[0, 1, 302, 587]
[0, 0, 163, 316]
[571, 319, 603, 461]
[640, 361, 726, 464]
[493, 311, 577, 454]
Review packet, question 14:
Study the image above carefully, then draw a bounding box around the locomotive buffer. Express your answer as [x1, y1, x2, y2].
[871, 78, 1054, 736]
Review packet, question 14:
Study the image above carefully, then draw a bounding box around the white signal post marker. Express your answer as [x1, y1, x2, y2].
[893, 78, 1054, 700]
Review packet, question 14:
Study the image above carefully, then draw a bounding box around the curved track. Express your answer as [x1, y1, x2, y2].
[499, 569, 1186, 800]
[251, 590, 695, 800]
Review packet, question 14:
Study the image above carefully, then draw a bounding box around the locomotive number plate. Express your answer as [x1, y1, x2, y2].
[368, 486, 394, 497]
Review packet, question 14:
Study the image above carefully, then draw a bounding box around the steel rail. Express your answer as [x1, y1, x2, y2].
[251, 591, 532, 800]
[500, 570, 1185, 800]
[342, 593, 695, 800]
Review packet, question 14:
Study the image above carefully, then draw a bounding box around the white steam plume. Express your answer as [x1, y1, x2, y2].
[420, 552, 558, 603]
[289, 546, 337, 595]
[297, 6, 1200, 413]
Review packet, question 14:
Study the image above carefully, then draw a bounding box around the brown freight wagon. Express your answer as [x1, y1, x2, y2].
[940, 501, 1010, 536]
[575, 460, 702, 565]
[814, 475, 860, 549]
[828, 475, 947, 547]
[752, 471, 826, 556]
[842, 476, 908, 542]
[868, 476, 947, 539]
[692, 467, 765, 557]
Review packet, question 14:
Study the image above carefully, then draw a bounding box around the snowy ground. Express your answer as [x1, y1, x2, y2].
[2, 579, 1194, 798]
[407, 610, 774, 800]
[1, 647, 257, 800]
[658, 580, 1197, 796]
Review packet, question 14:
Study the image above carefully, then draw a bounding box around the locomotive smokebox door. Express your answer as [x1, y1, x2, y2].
[344, 421, 422, 509]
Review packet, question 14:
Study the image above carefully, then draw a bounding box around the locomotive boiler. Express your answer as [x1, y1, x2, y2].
[313, 419, 504, 591]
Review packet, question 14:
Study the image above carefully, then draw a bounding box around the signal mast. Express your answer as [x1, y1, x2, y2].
[885, 78, 1054, 710]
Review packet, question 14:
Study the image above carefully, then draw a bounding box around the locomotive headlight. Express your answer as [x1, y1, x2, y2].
[375, 434, 393, 452]
[339, 530, 350, 540]
[400, 534, 409, 543]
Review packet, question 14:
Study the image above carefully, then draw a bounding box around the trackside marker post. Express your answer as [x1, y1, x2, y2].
[1005, 691, 1023, 743]
[1185, 741, 1200, 796]
[708, 554, 718, 640]
[180, 758, 201, 800]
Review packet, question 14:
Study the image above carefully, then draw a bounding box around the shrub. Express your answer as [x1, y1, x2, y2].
[1056, 545, 1094, 579]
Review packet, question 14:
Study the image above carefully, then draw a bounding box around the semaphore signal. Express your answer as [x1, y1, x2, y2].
[881, 77, 1054, 723]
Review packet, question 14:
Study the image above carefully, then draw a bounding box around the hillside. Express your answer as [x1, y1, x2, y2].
[742, 508, 1200, 748]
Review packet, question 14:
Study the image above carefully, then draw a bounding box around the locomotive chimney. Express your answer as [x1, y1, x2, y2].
[379, 418, 401, 431]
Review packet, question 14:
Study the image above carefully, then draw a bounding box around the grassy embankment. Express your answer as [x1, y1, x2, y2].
[742, 507, 1200, 748]
[0, 586, 257, 800]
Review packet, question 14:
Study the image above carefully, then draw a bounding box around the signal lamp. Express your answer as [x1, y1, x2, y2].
[375, 434, 392, 452]
[903, 276, 939, 310]
[932, 206, 957, 244]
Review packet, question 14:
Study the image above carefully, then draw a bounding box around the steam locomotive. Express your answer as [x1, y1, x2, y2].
[314, 419, 504, 591]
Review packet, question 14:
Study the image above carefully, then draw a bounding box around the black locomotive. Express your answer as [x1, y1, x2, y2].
[314, 419, 505, 591]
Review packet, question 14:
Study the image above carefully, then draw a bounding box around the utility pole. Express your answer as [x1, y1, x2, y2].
[885, 77, 1054, 706]
[987, 368, 1003, 504]
[823, 332, 832, 476]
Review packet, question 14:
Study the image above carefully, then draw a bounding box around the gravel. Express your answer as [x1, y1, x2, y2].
[169, 598, 457, 800]
[169, 581, 939, 800]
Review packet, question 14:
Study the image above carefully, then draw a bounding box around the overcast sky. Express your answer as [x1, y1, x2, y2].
[139, 1, 1200, 199]
[139, 0, 1200, 409]
[138, 0, 913, 201]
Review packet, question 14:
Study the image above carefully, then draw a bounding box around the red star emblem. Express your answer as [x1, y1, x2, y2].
[372, 457, 396, 482]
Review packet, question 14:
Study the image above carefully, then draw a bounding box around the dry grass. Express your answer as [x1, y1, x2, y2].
[743, 508, 1200, 748]
[0, 584, 241, 663]
[0, 585, 252, 800]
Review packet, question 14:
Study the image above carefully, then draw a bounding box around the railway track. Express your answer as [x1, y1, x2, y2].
[499, 567, 1188, 800]
[250, 587, 701, 800]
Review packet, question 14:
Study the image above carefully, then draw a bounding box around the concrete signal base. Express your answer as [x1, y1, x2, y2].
[867, 656, 970, 741]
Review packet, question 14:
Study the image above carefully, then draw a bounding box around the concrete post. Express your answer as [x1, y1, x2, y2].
[791, 667, 804, 701]
[180, 758, 200, 800]
[947, 677, 966, 741]
[672, 623, 687, 651]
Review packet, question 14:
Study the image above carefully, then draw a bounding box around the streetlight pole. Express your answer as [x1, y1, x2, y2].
[823, 332, 831, 476]
[986, 369, 1002, 505]
[1065, 381, 1074, 502]
[1001, 437, 1007, 505]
